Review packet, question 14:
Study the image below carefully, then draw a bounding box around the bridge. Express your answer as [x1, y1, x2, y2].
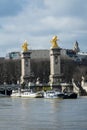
[0, 84, 20, 95]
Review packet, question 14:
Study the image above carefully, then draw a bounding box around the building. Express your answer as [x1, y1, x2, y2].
[5, 41, 87, 63]
[31, 50, 49, 60]
[5, 50, 49, 60]
[5, 52, 21, 59]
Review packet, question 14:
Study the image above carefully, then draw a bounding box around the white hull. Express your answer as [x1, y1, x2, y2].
[11, 90, 21, 97]
[44, 95, 58, 99]
[11, 93, 21, 97]
[44, 91, 59, 99]
[11, 89, 37, 98]
[21, 92, 37, 98]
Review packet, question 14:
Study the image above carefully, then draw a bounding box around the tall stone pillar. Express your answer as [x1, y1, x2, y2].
[21, 41, 31, 84]
[49, 36, 61, 86]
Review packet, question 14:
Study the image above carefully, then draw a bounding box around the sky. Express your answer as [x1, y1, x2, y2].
[0, 0, 87, 56]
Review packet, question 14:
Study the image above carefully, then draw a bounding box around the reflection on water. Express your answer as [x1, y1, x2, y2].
[0, 97, 87, 130]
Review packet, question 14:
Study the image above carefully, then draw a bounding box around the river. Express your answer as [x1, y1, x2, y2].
[0, 97, 87, 130]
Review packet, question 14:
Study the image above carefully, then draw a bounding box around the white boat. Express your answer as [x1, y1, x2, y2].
[11, 89, 39, 98]
[11, 90, 21, 97]
[43, 90, 61, 99]
[21, 91, 37, 98]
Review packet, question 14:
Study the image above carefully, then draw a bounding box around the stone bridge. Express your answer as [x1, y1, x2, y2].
[0, 84, 20, 95]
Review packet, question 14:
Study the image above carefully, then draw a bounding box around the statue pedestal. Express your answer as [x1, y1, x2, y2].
[21, 51, 32, 84]
[49, 47, 62, 87]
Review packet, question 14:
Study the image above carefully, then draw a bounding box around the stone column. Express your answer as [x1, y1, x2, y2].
[20, 41, 32, 85]
[21, 51, 31, 84]
[49, 47, 61, 86]
[49, 36, 61, 87]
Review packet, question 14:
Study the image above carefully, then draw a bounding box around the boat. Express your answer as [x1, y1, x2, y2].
[35, 91, 44, 98]
[43, 90, 77, 99]
[63, 92, 77, 99]
[11, 90, 21, 97]
[21, 90, 37, 98]
[43, 90, 63, 99]
[11, 88, 43, 98]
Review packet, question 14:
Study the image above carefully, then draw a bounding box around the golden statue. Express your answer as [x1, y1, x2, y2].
[51, 36, 59, 48]
[22, 40, 29, 52]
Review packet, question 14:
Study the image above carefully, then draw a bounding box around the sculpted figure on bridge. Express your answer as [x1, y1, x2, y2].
[22, 40, 29, 52]
[51, 36, 59, 48]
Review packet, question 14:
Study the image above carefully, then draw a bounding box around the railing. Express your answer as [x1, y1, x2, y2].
[0, 84, 20, 91]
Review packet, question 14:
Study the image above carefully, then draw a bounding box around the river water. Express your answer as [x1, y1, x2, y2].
[0, 97, 87, 130]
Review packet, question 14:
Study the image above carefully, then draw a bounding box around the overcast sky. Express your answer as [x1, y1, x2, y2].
[0, 0, 87, 56]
